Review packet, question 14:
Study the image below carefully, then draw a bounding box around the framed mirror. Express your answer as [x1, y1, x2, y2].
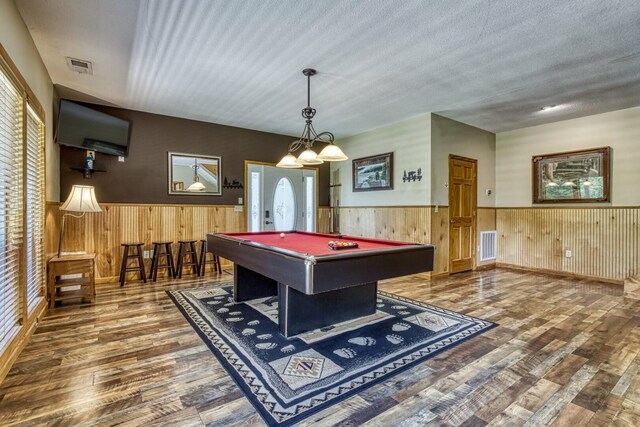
[168, 152, 222, 195]
[532, 147, 610, 204]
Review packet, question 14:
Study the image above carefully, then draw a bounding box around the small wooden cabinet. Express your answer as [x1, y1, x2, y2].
[47, 254, 96, 309]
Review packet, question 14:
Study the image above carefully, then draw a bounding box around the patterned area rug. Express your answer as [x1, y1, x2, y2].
[168, 283, 495, 426]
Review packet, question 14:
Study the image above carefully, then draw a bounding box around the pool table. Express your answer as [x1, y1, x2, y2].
[206, 231, 435, 337]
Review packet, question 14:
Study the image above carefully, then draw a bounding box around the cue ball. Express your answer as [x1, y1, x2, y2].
[280, 233, 285, 238]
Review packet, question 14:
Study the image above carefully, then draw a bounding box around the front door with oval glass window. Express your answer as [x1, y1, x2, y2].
[272, 177, 296, 231]
[246, 163, 316, 232]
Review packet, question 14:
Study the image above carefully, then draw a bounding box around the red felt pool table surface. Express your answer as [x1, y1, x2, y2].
[222, 231, 411, 257]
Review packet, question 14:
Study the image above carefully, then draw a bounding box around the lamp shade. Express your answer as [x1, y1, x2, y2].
[317, 144, 348, 161]
[61, 185, 102, 212]
[297, 148, 324, 165]
[276, 153, 303, 168]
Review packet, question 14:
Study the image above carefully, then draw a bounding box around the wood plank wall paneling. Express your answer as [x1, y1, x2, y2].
[496, 207, 640, 283]
[430, 207, 449, 275]
[339, 206, 432, 244]
[46, 203, 246, 281]
[48, 203, 638, 284]
[317, 207, 331, 234]
[45, 203, 332, 282]
[338, 206, 497, 277]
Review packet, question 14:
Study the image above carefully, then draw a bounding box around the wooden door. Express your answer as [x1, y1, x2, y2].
[449, 155, 477, 274]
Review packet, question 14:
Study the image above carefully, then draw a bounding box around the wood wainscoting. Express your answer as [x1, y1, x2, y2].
[339, 206, 432, 243]
[318, 206, 331, 234]
[431, 207, 497, 276]
[496, 207, 639, 284]
[338, 206, 496, 277]
[45, 203, 332, 282]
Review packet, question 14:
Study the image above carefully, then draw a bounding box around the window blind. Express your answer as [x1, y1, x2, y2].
[25, 104, 45, 312]
[0, 67, 24, 349]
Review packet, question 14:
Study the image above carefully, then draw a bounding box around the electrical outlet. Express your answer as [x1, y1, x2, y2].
[118, 156, 125, 162]
[234, 205, 243, 212]
[564, 249, 572, 258]
[143, 250, 151, 259]
[486, 189, 492, 196]
[238, 197, 243, 204]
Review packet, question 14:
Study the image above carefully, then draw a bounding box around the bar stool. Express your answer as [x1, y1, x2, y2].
[149, 241, 175, 281]
[119, 243, 147, 287]
[175, 240, 199, 279]
[198, 239, 222, 276]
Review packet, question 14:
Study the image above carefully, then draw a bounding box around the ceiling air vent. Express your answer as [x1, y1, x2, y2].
[65, 57, 93, 75]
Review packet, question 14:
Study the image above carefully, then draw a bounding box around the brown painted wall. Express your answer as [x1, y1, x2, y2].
[59, 103, 331, 205]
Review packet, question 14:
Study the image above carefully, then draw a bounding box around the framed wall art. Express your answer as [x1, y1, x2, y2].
[352, 152, 393, 192]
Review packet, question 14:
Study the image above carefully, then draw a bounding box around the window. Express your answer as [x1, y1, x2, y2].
[0, 50, 46, 354]
[25, 104, 45, 312]
[0, 67, 24, 349]
[304, 175, 315, 232]
[250, 171, 261, 232]
[273, 177, 296, 231]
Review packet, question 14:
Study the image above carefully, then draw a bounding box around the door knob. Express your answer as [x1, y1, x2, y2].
[450, 219, 455, 224]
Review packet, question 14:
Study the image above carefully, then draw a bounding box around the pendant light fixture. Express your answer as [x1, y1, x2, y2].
[276, 68, 348, 168]
[187, 158, 206, 192]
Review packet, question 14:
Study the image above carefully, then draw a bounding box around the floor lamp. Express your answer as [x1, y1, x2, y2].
[58, 185, 102, 257]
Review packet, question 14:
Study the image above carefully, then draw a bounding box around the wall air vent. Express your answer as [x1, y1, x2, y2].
[479, 231, 497, 261]
[65, 57, 93, 75]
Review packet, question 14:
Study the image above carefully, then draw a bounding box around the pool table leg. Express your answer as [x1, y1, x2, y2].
[233, 264, 278, 302]
[278, 282, 378, 337]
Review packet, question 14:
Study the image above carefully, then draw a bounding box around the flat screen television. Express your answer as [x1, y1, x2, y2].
[55, 99, 131, 157]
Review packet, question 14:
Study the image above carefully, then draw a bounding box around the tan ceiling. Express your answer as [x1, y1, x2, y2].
[16, 0, 640, 137]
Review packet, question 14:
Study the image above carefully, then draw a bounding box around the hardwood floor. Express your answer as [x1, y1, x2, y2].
[1, 268, 639, 426]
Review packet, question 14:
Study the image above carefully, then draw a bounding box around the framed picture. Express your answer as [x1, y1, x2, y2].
[168, 152, 222, 195]
[352, 152, 393, 192]
[532, 147, 610, 204]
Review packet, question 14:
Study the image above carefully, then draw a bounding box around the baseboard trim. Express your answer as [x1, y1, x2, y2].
[496, 263, 624, 285]
[0, 298, 47, 384]
[475, 263, 496, 271]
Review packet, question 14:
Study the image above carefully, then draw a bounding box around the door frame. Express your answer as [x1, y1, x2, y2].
[448, 154, 477, 273]
[244, 160, 320, 232]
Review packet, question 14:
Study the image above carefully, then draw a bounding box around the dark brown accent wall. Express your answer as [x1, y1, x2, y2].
[59, 103, 330, 205]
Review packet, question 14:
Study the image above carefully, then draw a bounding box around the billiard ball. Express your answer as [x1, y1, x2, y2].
[280, 233, 285, 238]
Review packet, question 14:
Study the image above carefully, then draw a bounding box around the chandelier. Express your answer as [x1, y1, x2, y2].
[276, 68, 348, 168]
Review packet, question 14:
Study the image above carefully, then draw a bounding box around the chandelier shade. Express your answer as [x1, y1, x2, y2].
[276, 153, 303, 168]
[187, 181, 206, 192]
[317, 144, 348, 161]
[297, 148, 324, 165]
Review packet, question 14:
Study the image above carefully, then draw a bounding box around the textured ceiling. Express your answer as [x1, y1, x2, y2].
[16, 0, 640, 136]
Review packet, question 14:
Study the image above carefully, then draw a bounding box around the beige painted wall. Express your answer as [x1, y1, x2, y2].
[331, 114, 431, 206]
[496, 106, 640, 207]
[0, 0, 57, 201]
[431, 114, 496, 208]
